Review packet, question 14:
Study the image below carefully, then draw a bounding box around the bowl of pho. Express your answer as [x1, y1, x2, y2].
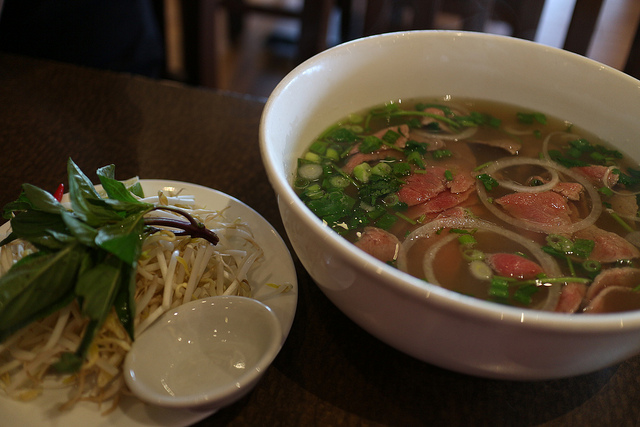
[259, 30, 640, 380]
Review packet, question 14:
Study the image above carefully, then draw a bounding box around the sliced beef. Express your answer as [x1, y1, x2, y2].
[447, 171, 476, 194]
[494, 191, 573, 228]
[608, 193, 639, 218]
[405, 188, 476, 220]
[581, 267, 640, 313]
[485, 253, 544, 280]
[555, 282, 587, 313]
[551, 182, 584, 201]
[526, 176, 584, 201]
[574, 226, 640, 263]
[585, 267, 640, 300]
[467, 138, 521, 155]
[584, 287, 640, 313]
[398, 167, 449, 206]
[573, 165, 619, 187]
[354, 226, 401, 263]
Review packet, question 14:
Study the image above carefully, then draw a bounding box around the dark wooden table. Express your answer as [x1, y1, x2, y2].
[1, 53, 640, 426]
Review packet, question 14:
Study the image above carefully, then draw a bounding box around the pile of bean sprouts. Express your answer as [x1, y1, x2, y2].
[0, 189, 271, 414]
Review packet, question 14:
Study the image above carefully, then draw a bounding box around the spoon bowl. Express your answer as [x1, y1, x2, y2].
[123, 295, 282, 409]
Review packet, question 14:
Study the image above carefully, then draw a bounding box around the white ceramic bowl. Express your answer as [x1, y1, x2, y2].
[259, 30, 640, 380]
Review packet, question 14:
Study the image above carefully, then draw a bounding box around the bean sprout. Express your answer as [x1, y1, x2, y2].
[0, 189, 264, 414]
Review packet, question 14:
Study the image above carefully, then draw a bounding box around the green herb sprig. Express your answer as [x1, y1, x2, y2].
[0, 159, 218, 372]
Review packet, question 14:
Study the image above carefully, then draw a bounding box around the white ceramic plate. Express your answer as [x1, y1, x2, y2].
[1, 179, 298, 426]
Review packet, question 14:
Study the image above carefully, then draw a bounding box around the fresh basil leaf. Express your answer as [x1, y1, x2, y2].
[52, 351, 83, 373]
[0, 231, 17, 247]
[102, 198, 153, 215]
[76, 254, 123, 323]
[96, 164, 116, 179]
[67, 159, 122, 226]
[2, 192, 32, 220]
[67, 158, 101, 201]
[61, 211, 98, 246]
[75, 257, 125, 364]
[95, 211, 146, 265]
[114, 261, 136, 340]
[9, 210, 70, 250]
[22, 183, 67, 215]
[60, 318, 99, 372]
[0, 245, 84, 338]
[97, 165, 144, 205]
[128, 181, 145, 198]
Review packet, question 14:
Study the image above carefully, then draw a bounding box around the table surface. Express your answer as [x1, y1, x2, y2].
[1, 53, 640, 427]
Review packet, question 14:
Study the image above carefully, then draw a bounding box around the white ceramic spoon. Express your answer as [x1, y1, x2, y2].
[123, 295, 282, 410]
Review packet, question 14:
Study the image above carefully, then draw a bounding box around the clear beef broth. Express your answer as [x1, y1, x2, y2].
[294, 97, 640, 313]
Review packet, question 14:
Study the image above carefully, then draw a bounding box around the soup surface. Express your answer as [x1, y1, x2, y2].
[294, 98, 640, 313]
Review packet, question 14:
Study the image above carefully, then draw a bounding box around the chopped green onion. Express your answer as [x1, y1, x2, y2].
[473, 161, 493, 172]
[309, 140, 328, 155]
[489, 276, 510, 299]
[449, 228, 476, 234]
[353, 163, 372, 183]
[325, 147, 340, 161]
[582, 259, 601, 273]
[382, 193, 400, 206]
[371, 162, 392, 176]
[302, 184, 324, 200]
[598, 187, 614, 196]
[298, 163, 323, 180]
[406, 151, 425, 169]
[294, 177, 310, 190]
[462, 248, 484, 262]
[457, 234, 477, 246]
[329, 176, 350, 188]
[304, 152, 322, 163]
[432, 149, 453, 160]
[349, 113, 363, 123]
[395, 211, 416, 225]
[608, 210, 634, 233]
[546, 234, 573, 253]
[444, 170, 454, 181]
[327, 127, 358, 142]
[513, 284, 539, 305]
[469, 260, 492, 280]
[382, 130, 401, 145]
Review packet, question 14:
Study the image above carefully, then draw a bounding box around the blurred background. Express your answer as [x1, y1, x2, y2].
[0, 0, 638, 99]
[159, 0, 640, 98]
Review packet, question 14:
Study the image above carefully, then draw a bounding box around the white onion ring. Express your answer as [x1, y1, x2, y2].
[541, 131, 581, 162]
[481, 156, 561, 193]
[476, 158, 603, 234]
[503, 125, 535, 136]
[413, 125, 478, 141]
[397, 217, 562, 311]
[602, 165, 640, 196]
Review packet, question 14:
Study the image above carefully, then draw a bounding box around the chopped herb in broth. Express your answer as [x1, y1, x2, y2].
[294, 98, 640, 314]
